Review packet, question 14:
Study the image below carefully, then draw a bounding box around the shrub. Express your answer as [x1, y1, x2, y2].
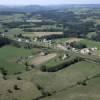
[41, 91, 52, 96]
[43, 57, 83, 72]
[24, 62, 29, 66]
[40, 65, 47, 72]
[14, 72, 22, 75]
[14, 85, 20, 90]
[25, 66, 31, 71]
[31, 64, 35, 68]
[7, 89, 13, 93]
[36, 84, 43, 90]
[77, 81, 87, 86]
[3, 76, 8, 80]
[70, 42, 87, 49]
[0, 68, 8, 76]
[16, 76, 22, 80]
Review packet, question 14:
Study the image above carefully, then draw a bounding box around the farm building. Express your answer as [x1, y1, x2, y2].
[62, 54, 68, 60]
[40, 51, 48, 56]
[43, 39, 48, 43]
[33, 38, 38, 42]
[26, 19, 42, 23]
[17, 38, 22, 42]
[25, 39, 29, 43]
[1, 33, 5, 37]
[91, 47, 98, 51]
[80, 48, 90, 54]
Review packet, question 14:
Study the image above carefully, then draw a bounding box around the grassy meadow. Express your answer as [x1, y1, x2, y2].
[0, 45, 39, 75]
[31, 61, 100, 92]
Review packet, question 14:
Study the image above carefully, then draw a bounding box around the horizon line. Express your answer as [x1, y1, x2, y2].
[0, 3, 100, 6]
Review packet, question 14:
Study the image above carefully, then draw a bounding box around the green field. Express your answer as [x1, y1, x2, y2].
[6, 28, 24, 38]
[0, 79, 42, 100]
[80, 39, 100, 49]
[31, 61, 100, 93]
[86, 32, 96, 38]
[1, 39, 100, 100]
[0, 45, 36, 75]
[0, 14, 25, 23]
[6, 60, 100, 100]
[0, 6, 100, 100]
[42, 77, 100, 100]
[53, 38, 69, 44]
[43, 54, 74, 69]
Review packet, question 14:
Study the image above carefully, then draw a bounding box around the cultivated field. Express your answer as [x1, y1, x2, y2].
[53, 38, 83, 44]
[23, 32, 63, 37]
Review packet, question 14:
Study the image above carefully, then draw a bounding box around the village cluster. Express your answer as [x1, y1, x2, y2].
[1, 33, 98, 56]
[17, 36, 98, 56]
[64, 42, 98, 55]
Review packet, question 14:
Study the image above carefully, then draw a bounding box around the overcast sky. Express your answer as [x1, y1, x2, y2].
[0, 0, 100, 5]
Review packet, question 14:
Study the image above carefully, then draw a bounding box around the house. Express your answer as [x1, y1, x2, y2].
[1, 33, 5, 37]
[28, 56, 33, 58]
[26, 19, 42, 23]
[80, 48, 90, 54]
[33, 38, 38, 42]
[62, 54, 67, 60]
[43, 39, 48, 43]
[65, 42, 72, 50]
[40, 51, 48, 56]
[72, 48, 78, 52]
[25, 39, 29, 43]
[17, 38, 22, 42]
[72, 48, 77, 52]
[48, 40, 52, 45]
[91, 47, 98, 51]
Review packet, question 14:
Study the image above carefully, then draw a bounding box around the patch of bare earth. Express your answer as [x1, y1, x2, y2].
[33, 32, 63, 37]
[31, 53, 57, 65]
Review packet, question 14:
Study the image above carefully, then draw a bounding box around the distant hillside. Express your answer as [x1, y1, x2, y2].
[0, 4, 100, 13]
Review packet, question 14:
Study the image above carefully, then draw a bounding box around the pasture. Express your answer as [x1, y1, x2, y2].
[0, 45, 40, 75]
[0, 79, 42, 100]
[0, 5, 100, 100]
[42, 77, 100, 100]
[9, 60, 100, 100]
[32, 61, 100, 93]
[80, 39, 100, 49]
[43, 53, 70, 69]
[1, 41, 100, 100]
[86, 32, 96, 38]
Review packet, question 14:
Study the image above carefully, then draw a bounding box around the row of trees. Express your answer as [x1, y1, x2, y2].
[23, 28, 62, 32]
[40, 57, 83, 72]
[70, 42, 87, 49]
[91, 24, 100, 41]
[0, 36, 11, 47]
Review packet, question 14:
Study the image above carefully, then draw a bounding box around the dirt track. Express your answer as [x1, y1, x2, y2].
[31, 53, 57, 65]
